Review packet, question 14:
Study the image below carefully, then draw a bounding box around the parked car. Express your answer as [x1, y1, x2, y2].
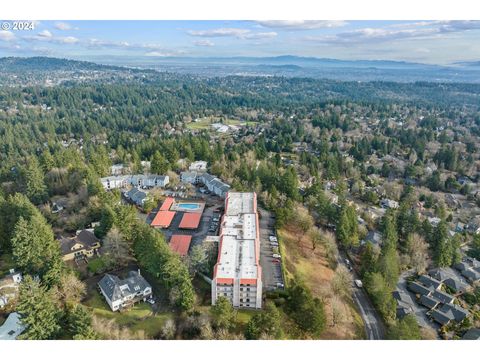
[354, 279, 363, 288]
[272, 259, 281, 263]
[276, 282, 284, 288]
[147, 298, 156, 305]
[272, 254, 281, 259]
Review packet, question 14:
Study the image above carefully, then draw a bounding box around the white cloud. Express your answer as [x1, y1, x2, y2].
[145, 51, 175, 57]
[38, 30, 53, 38]
[243, 31, 277, 39]
[56, 36, 79, 44]
[0, 30, 15, 41]
[188, 27, 277, 40]
[256, 20, 347, 30]
[55, 22, 77, 31]
[194, 39, 214, 47]
[188, 28, 250, 37]
[305, 20, 480, 45]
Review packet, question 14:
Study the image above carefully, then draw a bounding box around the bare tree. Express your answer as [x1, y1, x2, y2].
[407, 233, 430, 274]
[54, 273, 86, 305]
[103, 227, 133, 267]
[331, 265, 353, 300]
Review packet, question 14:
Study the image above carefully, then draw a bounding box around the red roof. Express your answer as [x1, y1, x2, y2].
[169, 235, 192, 256]
[151, 210, 176, 228]
[178, 212, 202, 229]
[159, 197, 174, 212]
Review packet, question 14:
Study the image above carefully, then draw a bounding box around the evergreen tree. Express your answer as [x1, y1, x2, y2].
[17, 276, 61, 340]
[25, 157, 48, 205]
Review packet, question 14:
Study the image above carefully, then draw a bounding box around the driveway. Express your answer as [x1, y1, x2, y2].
[258, 207, 284, 291]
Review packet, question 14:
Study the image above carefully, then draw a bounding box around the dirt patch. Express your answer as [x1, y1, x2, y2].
[278, 207, 364, 339]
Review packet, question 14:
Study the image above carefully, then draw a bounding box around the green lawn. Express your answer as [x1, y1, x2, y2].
[83, 291, 173, 338]
[187, 117, 257, 130]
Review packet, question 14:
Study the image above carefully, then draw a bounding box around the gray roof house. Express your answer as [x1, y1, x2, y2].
[0, 312, 25, 340]
[431, 309, 454, 326]
[125, 188, 148, 207]
[461, 269, 480, 283]
[418, 275, 442, 290]
[408, 281, 433, 297]
[463, 328, 480, 340]
[443, 278, 470, 294]
[432, 289, 455, 305]
[98, 270, 152, 312]
[440, 303, 469, 322]
[419, 295, 440, 310]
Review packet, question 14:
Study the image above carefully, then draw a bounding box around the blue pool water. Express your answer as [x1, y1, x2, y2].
[177, 203, 200, 210]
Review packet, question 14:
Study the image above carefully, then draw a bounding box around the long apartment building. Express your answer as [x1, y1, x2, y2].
[212, 192, 262, 309]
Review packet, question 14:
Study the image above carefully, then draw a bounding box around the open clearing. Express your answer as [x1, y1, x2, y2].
[278, 209, 365, 339]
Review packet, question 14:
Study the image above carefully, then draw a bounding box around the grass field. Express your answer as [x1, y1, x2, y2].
[277, 206, 365, 339]
[186, 117, 257, 130]
[83, 290, 173, 338]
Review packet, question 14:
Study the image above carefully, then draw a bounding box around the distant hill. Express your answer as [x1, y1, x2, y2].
[0, 56, 124, 72]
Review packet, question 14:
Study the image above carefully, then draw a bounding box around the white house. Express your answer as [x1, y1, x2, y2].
[188, 161, 208, 172]
[101, 174, 169, 190]
[98, 270, 153, 312]
[180, 171, 200, 184]
[0, 312, 25, 340]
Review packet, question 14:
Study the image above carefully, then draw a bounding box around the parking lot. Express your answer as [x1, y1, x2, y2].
[258, 207, 284, 291]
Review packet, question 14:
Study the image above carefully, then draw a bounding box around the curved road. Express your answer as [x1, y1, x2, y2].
[338, 251, 386, 340]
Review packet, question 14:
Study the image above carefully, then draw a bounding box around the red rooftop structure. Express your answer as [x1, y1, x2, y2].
[169, 235, 192, 256]
[178, 212, 202, 229]
[151, 210, 176, 228]
[159, 197, 175, 212]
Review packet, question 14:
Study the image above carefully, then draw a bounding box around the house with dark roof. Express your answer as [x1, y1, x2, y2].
[58, 230, 101, 262]
[125, 188, 148, 207]
[462, 269, 480, 283]
[418, 275, 442, 290]
[440, 303, 469, 322]
[462, 328, 480, 340]
[408, 281, 433, 297]
[432, 289, 455, 305]
[393, 291, 415, 319]
[443, 278, 470, 294]
[431, 309, 454, 326]
[98, 270, 152, 312]
[419, 295, 440, 310]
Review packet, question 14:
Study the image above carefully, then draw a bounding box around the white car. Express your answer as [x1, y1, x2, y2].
[354, 280, 363, 288]
[276, 282, 284, 288]
[272, 254, 281, 259]
[147, 298, 156, 305]
[269, 236, 277, 242]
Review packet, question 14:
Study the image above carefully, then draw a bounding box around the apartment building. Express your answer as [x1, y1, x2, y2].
[212, 192, 262, 309]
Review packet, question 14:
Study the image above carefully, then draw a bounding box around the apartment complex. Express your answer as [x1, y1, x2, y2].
[212, 192, 262, 309]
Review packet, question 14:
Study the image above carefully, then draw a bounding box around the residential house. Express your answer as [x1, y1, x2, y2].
[463, 328, 480, 340]
[0, 312, 25, 340]
[100, 174, 169, 191]
[180, 171, 200, 185]
[125, 188, 148, 207]
[58, 230, 101, 262]
[408, 282, 433, 297]
[0, 269, 22, 309]
[98, 270, 153, 312]
[432, 289, 455, 305]
[419, 295, 440, 310]
[188, 160, 208, 172]
[200, 173, 230, 198]
[110, 163, 127, 176]
[418, 275, 442, 290]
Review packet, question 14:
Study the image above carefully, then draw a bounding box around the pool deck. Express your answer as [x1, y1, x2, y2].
[170, 200, 205, 214]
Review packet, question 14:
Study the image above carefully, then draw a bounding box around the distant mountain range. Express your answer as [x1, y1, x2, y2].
[1, 56, 480, 83]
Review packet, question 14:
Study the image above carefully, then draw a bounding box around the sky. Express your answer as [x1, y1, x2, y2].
[1, 20, 480, 64]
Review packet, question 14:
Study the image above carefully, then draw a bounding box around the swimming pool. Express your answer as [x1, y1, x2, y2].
[176, 203, 201, 210]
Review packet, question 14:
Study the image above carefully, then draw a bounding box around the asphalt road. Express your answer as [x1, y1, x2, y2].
[338, 251, 386, 340]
